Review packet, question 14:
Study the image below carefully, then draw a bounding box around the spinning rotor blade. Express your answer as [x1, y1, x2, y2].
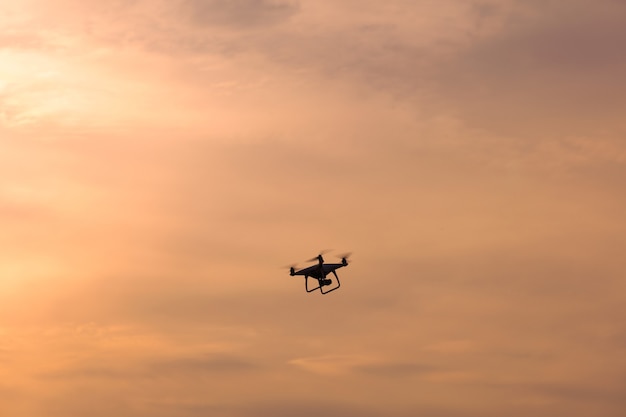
[306, 249, 333, 262]
[281, 264, 299, 277]
[337, 252, 352, 260]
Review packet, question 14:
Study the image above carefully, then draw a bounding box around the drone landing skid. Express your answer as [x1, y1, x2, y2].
[305, 270, 341, 295]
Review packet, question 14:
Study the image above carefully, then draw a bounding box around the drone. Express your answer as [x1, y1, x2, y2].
[287, 252, 351, 294]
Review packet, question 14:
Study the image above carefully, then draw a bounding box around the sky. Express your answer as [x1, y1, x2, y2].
[1, 0, 626, 416]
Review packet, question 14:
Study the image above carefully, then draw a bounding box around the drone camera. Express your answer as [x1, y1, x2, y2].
[321, 279, 332, 286]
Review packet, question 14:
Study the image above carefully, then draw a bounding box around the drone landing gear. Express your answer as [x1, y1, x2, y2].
[304, 271, 341, 295]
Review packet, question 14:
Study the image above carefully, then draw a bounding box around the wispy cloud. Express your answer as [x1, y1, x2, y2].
[148, 354, 258, 375]
[356, 361, 434, 377]
[288, 354, 380, 375]
[180, 0, 300, 28]
[41, 353, 257, 381]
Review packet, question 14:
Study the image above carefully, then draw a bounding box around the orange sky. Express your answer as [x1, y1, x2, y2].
[2, 1, 626, 416]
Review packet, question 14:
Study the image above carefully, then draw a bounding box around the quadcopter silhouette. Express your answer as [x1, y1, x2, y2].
[287, 252, 351, 294]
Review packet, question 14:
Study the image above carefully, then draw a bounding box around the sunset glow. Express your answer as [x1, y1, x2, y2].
[2, 1, 626, 416]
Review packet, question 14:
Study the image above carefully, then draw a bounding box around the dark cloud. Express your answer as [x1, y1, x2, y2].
[232, 402, 484, 417]
[356, 361, 433, 377]
[611, 330, 626, 349]
[227, 23, 435, 101]
[44, 391, 136, 417]
[42, 366, 143, 380]
[492, 380, 626, 411]
[148, 354, 258, 375]
[461, 3, 626, 73]
[162, 0, 626, 139]
[434, 0, 626, 137]
[181, 0, 299, 28]
[41, 354, 256, 382]
[137, 401, 225, 417]
[535, 383, 626, 406]
[82, 400, 491, 417]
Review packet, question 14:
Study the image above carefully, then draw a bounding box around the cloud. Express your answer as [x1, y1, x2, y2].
[180, 0, 300, 28]
[356, 361, 433, 377]
[41, 352, 257, 382]
[232, 402, 488, 417]
[159, 0, 626, 141]
[492, 380, 626, 409]
[234, 403, 400, 417]
[423, 339, 478, 354]
[288, 354, 380, 375]
[148, 354, 258, 375]
[433, 0, 626, 137]
[5, 0, 625, 132]
[43, 392, 137, 417]
[42, 366, 143, 380]
[288, 355, 434, 378]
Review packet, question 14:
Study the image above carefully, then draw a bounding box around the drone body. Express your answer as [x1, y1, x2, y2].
[288, 252, 350, 294]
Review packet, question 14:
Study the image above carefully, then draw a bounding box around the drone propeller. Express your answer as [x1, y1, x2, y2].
[281, 264, 298, 276]
[336, 252, 352, 260]
[337, 252, 352, 266]
[306, 249, 333, 262]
